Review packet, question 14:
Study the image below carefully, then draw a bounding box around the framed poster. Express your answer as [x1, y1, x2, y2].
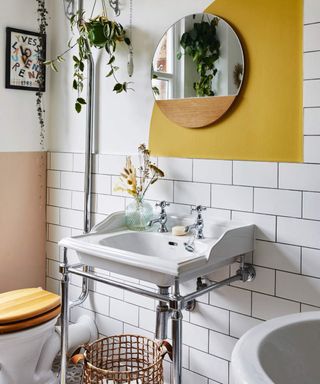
[5, 27, 46, 91]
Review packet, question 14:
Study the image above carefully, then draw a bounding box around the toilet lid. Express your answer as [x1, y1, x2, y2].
[0, 287, 60, 324]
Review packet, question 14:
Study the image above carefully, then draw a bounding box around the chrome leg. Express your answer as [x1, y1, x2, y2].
[60, 248, 69, 384]
[171, 279, 183, 384]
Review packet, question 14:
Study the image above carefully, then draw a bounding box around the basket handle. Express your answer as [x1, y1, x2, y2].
[159, 340, 173, 361]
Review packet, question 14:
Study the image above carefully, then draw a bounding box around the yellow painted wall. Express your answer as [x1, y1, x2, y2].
[149, 0, 303, 162]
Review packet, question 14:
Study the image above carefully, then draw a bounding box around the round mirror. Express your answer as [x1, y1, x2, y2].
[151, 13, 245, 128]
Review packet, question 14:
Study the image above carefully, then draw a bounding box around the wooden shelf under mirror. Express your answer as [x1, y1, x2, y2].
[156, 95, 236, 128]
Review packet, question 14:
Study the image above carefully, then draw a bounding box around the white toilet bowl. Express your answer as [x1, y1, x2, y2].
[0, 317, 59, 384]
[0, 288, 98, 384]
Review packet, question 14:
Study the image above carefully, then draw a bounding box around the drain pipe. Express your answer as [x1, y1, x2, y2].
[68, 0, 95, 309]
[155, 287, 171, 340]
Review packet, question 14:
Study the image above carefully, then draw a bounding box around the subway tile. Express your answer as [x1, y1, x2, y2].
[123, 324, 154, 339]
[139, 308, 156, 333]
[47, 259, 60, 280]
[60, 208, 83, 229]
[48, 224, 71, 243]
[232, 211, 276, 241]
[304, 80, 320, 107]
[252, 293, 300, 320]
[49, 188, 72, 208]
[183, 322, 209, 352]
[212, 185, 253, 211]
[190, 302, 229, 334]
[304, 24, 320, 52]
[230, 313, 262, 338]
[72, 191, 84, 211]
[174, 181, 211, 206]
[110, 298, 139, 326]
[95, 282, 124, 300]
[99, 154, 126, 175]
[97, 194, 125, 214]
[206, 207, 231, 220]
[254, 188, 301, 217]
[304, 108, 320, 135]
[46, 241, 60, 261]
[73, 153, 85, 172]
[303, 192, 320, 219]
[46, 277, 60, 295]
[276, 271, 320, 307]
[92, 174, 111, 194]
[144, 179, 174, 202]
[182, 369, 208, 384]
[304, 51, 320, 80]
[210, 285, 251, 316]
[254, 241, 301, 273]
[61, 172, 84, 191]
[82, 291, 109, 316]
[209, 331, 237, 361]
[279, 163, 320, 192]
[304, 136, 320, 163]
[278, 217, 320, 248]
[50, 152, 73, 171]
[233, 161, 277, 188]
[302, 247, 320, 278]
[193, 159, 232, 184]
[124, 291, 155, 310]
[190, 348, 229, 384]
[95, 313, 123, 336]
[158, 157, 193, 181]
[301, 303, 320, 312]
[304, 0, 320, 24]
[47, 170, 60, 188]
[231, 265, 275, 295]
[47, 206, 59, 225]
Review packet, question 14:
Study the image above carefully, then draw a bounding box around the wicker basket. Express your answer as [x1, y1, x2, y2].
[72, 334, 167, 384]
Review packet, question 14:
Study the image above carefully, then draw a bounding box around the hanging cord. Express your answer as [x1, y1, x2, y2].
[127, 0, 134, 77]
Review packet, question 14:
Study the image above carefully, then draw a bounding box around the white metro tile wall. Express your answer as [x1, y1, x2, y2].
[46, 4, 320, 383]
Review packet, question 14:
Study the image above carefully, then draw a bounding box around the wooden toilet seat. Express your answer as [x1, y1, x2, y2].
[0, 288, 61, 334]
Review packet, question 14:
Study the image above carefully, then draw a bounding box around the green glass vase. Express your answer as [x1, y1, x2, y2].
[125, 198, 153, 231]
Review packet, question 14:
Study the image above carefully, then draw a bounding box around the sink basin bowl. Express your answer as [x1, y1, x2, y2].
[59, 211, 254, 286]
[231, 311, 320, 384]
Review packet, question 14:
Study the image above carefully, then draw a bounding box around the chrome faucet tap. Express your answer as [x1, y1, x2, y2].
[185, 205, 206, 239]
[147, 201, 170, 232]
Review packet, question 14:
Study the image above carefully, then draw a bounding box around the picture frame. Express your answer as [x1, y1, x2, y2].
[5, 27, 46, 92]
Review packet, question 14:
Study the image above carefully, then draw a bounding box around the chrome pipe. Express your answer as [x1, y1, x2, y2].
[155, 287, 171, 340]
[171, 278, 183, 384]
[182, 273, 242, 304]
[80, 0, 95, 235]
[68, 267, 172, 302]
[59, 248, 69, 384]
[69, 265, 90, 309]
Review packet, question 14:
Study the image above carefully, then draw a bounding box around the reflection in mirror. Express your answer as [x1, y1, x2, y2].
[152, 13, 244, 101]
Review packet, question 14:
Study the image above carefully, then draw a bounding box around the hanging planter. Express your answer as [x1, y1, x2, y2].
[46, 0, 133, 113]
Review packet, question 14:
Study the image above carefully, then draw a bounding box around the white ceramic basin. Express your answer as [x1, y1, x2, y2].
[59, 211, 254, 286]
[231, 311, 320, 384]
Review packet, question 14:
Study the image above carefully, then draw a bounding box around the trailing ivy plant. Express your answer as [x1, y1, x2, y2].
[36, 0, 48, 149]
[46, 4, 132, 113]
[177, 16, 220, 97]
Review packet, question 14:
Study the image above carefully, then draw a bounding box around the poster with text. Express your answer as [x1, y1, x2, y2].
[6, 27, 46, 91]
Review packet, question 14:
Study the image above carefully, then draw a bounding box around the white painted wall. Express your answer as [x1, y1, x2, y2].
[48, 0, 212, 154]
[0, 0, 49, 152]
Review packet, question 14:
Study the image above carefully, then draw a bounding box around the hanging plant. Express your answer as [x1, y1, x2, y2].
[45, 1, 132, 113]
[177, 16, 220, 97]
[36, 0, 48, 149]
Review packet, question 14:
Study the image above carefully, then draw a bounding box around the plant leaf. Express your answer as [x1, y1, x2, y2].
[75, 102, 82, 113]
[77, 97, 86, 105]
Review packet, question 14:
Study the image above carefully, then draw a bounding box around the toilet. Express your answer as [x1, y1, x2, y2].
[0, 287, 61, 384]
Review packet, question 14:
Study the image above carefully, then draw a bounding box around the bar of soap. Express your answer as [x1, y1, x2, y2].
[172, 226, 187, 236]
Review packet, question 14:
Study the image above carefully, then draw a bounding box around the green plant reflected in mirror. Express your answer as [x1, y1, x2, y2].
[151, 13, 245, 128]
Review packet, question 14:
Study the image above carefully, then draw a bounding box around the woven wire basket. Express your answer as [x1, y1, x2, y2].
[74, 334, 165, 384]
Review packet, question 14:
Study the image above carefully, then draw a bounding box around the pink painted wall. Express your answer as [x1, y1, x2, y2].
[0, 152, 46, 292]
